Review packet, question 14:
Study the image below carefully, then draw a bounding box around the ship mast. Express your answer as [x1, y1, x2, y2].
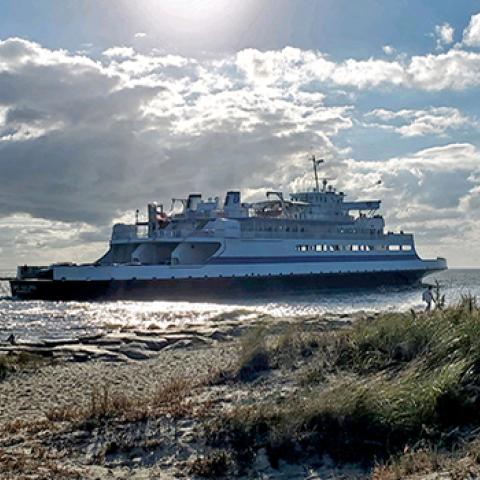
[310, 155, 324, 192]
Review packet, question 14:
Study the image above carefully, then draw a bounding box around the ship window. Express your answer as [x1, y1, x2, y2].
[286, 227, 290, 232]
[315, 245, 322, 252]
[388, 245, 401, 251]
[352, 245, 359, 251]
[402, 245, 412, 251]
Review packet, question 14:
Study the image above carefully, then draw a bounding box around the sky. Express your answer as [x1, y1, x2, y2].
[0, 0, 480, 268]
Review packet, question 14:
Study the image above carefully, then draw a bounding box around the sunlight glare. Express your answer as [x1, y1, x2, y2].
[131, 0, 258, 47]
[154, 0, 237, 22]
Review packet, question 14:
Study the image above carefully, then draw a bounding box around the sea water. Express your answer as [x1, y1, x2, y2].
[0, 269, 479, 341]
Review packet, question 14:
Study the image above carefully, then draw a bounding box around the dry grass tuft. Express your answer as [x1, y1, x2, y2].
[1, 418, 55, 435]
[189, 450, 232, 478]
[372, 439, 480, 480]
[0, 444, 82, 479]
[46, 374, 213, 425]
[236, 326, 270, 381]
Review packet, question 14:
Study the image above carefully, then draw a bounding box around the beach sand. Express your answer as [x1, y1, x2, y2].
[0, 313, 365, 479]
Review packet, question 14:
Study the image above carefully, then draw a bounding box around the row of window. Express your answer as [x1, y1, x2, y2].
[295, 244, 412, 252]
[244, 225, 383, 235]
[245, 225, 306, 233]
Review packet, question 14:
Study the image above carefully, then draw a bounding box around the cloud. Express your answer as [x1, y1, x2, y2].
[462, 13, 480, 47]
[1, 36, 480, 266]
[0, 214, 110, 265]
[236, 46, 480, 91]
[382, 45, 395, 55]
[102, 46, 136, 58]
[406, 49, 480, 90]
[365, 107, 476, 137]
[336, 143, 480, 263]
[134, 32, 147, 39]
[0, 37, 353, 230]
[434, 23, 454, 49]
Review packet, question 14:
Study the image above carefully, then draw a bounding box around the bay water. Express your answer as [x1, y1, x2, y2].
[1, 269, 479, 341]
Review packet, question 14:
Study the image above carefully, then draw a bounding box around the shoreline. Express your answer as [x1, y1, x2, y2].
[0, 312, 359, 479]
[2, 303, 480, 479]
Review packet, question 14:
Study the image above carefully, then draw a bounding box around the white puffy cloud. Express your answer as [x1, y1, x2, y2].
[462, 13, 480, 47]
[235, 47, 407, 89]
[434, 23, 454, 49]
[134, 32, 147, 39]
[406, 49, 480, 90]
[236, 46, 480, 91]
[365, 107, 476, 137]
[102, 46, 136, 58]
[382, 45, 396, 55]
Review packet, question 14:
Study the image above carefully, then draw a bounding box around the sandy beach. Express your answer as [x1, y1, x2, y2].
[0, 313, 360, 479]
[2, 305, 480, 479]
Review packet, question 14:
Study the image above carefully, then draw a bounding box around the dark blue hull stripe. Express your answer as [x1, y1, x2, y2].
[10, 269, 428, 300]
[208, 254, 419, 265]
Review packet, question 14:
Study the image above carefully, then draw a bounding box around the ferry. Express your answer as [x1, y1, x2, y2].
[10, 157, 447, 300]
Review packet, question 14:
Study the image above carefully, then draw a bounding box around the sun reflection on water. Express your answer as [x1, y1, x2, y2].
[1, 270, 479, 341]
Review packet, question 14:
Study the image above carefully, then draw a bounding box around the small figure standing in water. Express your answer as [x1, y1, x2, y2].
[422, 285, 435, 312]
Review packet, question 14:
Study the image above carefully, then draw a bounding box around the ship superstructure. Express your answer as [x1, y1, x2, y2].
[10, 157, 446, 300]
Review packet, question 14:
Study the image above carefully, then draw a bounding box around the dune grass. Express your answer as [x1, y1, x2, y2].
[232, 322, 324, 381]
[209, 297, 480, 468]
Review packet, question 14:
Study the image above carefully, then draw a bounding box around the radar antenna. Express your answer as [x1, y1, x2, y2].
[310, 155, 324, 192]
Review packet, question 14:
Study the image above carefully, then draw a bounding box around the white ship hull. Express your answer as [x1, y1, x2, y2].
[10, 255, 446, 300]
[52, 254, 445, 281]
